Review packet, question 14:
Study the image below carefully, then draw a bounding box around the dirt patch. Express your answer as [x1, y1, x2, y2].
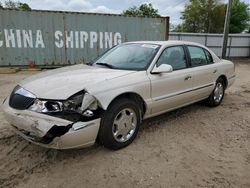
[0, 60, 249, 188]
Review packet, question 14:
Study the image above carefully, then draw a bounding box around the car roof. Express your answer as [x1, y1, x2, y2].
[125, 40, 204, 47]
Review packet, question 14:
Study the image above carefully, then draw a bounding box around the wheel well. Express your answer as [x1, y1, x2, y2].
[109, 92, 147, 117]
[218, 75, 228, 88]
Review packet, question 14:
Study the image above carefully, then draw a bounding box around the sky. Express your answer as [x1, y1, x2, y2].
[1, 0, 250, 25]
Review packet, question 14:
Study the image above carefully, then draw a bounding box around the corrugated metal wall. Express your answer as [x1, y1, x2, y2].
[0, 9, 169, 67]
[170, 32, 250, 58]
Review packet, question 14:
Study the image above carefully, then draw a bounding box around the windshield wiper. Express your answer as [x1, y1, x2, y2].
[95, 62, 115, 69]
[86, 62, 93, 66]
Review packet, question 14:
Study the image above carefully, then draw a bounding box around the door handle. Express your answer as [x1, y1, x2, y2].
[213, 69, 217, 73]
[184, 75, 192, 81]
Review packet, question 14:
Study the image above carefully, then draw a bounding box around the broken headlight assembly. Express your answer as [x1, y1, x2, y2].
[63, 92, 98, 115]
[29, 100, 63, 113]
[28, 91, 100, 120]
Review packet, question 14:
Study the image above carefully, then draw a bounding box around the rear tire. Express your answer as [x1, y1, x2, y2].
[98, 98, 140, 150]
[206, 78, 225, 107]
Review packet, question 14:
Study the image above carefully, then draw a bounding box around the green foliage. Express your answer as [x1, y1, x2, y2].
[4, 0, 17, 9]
[3, 0, 31, 11]
[181, 0, 225, 33]
[230, 0, 250, 33]
[18, 3, 31, 11]
[122, 3, 160, 17]
[180, 0, 250, 33]
[172, 24, 186, 32]
[210, 4, 225, 33]
[169, 24, 177, 32]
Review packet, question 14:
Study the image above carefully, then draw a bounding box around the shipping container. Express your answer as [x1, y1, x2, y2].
[0, 9, 169, 67]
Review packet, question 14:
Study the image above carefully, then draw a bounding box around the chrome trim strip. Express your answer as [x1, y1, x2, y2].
[228, 75, 236, 79]
[154, 83, 214, 101]
[72, 121, 98, 131]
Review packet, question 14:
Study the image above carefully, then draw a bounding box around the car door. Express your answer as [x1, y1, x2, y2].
[185, 45, 219, 100]
[148, 45, 195, 115]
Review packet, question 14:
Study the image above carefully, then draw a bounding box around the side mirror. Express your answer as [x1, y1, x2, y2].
[151, 64, 173, 74]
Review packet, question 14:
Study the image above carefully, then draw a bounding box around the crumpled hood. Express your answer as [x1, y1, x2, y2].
[20, 64, 135, 99]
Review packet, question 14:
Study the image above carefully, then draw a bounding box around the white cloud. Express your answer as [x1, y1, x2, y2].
[1, 0, 250, 26]
[90, 5, 120, 14]
[67, 0, 93, 11]
[151, 0, 186, 25]
[0, 0, 187, 24]
[159, 4, 185, 25]
[119, 0, 186, 25]
[15, 0, 120, 14]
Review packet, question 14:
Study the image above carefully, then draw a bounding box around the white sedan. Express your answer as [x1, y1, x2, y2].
[2, 41, 235, 150]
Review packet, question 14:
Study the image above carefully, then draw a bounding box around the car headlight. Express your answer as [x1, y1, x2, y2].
[29, 99, 63, 113]
[63, 93, 83, 111]
[64, 92, 98, 112]
[28, 92, 97, 114]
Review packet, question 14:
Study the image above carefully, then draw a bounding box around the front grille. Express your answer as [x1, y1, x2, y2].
[9, 86, 35, 110]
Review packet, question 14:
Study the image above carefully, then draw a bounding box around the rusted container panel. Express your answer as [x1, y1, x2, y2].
[0, 9, 169, 66]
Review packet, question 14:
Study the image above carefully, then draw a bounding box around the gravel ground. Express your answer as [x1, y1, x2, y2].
[0, 59, 249, 188]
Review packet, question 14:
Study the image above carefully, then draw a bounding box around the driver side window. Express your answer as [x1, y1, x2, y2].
[156, 46, 187, 70]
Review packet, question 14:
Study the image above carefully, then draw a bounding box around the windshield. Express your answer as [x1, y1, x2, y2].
[93, 43, 160, 71]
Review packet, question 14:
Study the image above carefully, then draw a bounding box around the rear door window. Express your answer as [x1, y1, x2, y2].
[204, 49, 214, 64]
[187, 46, 208, 67]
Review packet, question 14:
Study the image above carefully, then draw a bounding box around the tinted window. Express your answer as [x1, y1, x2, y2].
[204, 49, 213, 64]
[188, 46, 208, 67]
[156, 46, 187, 70]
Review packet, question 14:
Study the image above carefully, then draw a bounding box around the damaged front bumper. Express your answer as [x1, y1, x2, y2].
[2, 97, 101, 149]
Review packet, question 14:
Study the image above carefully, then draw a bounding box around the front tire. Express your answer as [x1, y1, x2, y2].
[206, 78, 225, 107]
[98, 98, 141, 150]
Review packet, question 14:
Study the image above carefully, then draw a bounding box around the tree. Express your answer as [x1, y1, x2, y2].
[18, 3, 31, 11]
[180, 0, 249, 33]
[181, 0, 202, 32]
[172, 24, 186, 32]
[4, 0, 17, 9]
[122, 3, 160, 17]
[3, 0, 31, 11]
[210, 4, 225, 33]
[229, 0, 250, 33]
[181, 0, 225, 33]
[170, 24, 177, 32]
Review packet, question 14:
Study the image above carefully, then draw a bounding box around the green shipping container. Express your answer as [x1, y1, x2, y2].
[0, 9, 169, 67]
